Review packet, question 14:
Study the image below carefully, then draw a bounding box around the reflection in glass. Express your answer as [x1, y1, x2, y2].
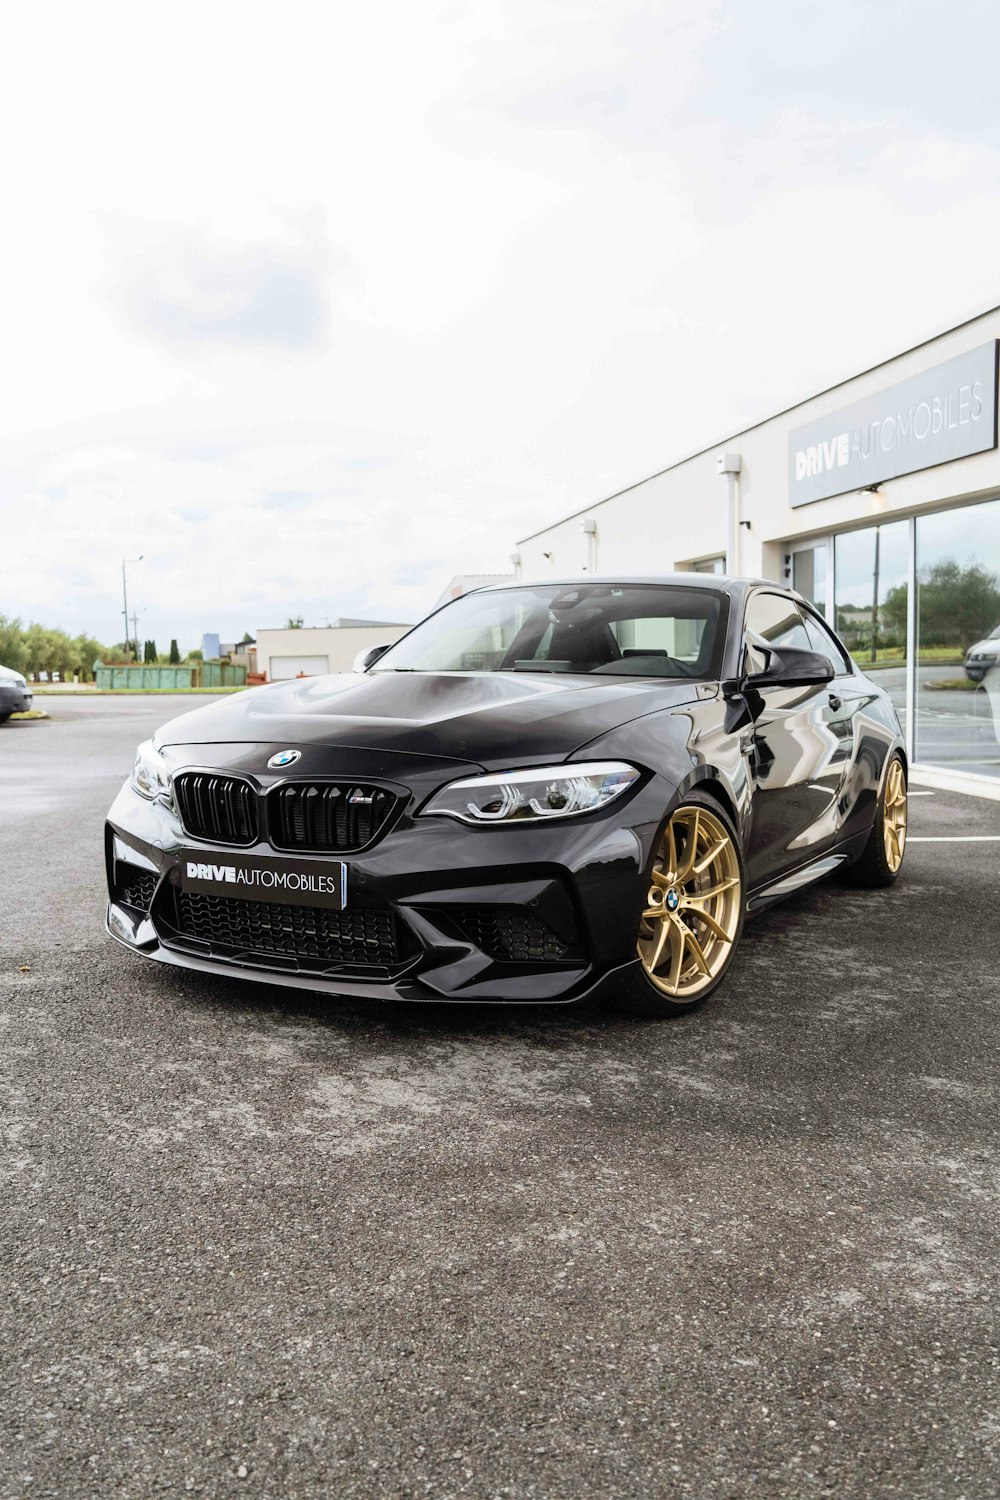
[834, 521, 909, 732]
[792, 544, 827, 618]
[916, 498, 1000, 779]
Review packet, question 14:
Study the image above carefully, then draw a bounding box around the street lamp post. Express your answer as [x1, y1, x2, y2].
[122, 556, 144, 660]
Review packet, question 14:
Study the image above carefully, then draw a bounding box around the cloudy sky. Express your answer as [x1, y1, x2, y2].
[2, 0, 999, 651]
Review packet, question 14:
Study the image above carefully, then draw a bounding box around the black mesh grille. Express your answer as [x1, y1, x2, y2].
[118, 868, 157, 912]
[164, 889, 399, 968]
[453, 906, 577, 963]
[268, 783, 399, 852]
[174, 772, 258, 845]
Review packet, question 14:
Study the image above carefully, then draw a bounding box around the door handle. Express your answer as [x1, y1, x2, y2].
[827, 692, 842, 712]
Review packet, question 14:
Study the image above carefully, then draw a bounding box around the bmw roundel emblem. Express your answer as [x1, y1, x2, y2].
[267, 749, 301, 769]
[666, 888, 680, 912]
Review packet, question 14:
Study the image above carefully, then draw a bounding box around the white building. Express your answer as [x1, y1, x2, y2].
[514, 304, 1000, 795]
[255, 619, 412, 681]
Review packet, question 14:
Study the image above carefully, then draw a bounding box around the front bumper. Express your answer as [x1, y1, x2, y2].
[0, 684, 32, 713]
[964, 658, 997, 682]
[105, 772, 668, 1005]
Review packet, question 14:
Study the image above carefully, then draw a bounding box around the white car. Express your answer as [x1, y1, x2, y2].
[965, 623, 1000, 682]
[0, 663, 32, 722]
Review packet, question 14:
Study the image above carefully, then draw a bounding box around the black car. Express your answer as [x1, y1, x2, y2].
[105, 576, 908, 1017]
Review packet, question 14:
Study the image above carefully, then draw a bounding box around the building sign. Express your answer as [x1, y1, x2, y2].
[788, 341, 998, 507]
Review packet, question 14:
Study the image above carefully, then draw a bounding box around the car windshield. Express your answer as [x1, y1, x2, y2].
[988, 623, 1000, 640]
[372, 583, 725, 679]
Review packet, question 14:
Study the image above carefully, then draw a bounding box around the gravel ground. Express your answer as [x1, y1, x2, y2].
[2, 697, 999, 1499]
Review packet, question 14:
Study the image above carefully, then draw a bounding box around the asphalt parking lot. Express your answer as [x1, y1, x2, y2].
[2, 696, 999, 1499]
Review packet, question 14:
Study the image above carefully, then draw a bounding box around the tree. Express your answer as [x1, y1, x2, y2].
[240, 631, 254, 644]
[143, 639, 158, 663]
[187, 648, 203, 662]
[909, 559, 1000, 652]
[0, 615, 29, 675]
[285, 616, 304, 629]
[72, 634, 107, 682]
[881, 582, 908, 640]
[169, 639, 180, 664]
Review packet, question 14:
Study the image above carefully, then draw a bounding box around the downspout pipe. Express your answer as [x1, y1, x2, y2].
[716, 452, 742, 573]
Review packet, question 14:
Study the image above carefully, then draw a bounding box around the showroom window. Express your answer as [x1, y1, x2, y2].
[790, 543, 828, 619]
[833, 520, 909, 729]
[823, 496, 1000, 784]
[916, 498, 1000, 781]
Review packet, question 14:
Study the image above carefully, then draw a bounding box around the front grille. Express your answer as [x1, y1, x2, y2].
[174, 772, 258, 845]
[269, 783, 399, 852]
[118, 868, 157, 912]
[454, 905, 578, 963]
[163, 889, 399, 969]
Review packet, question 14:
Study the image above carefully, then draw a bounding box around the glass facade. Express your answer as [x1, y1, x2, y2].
[915, 498, 1000, 779]
[814, 495, 1000, 784]
[834, 521, 910, 736]
[792, 544, 828, 620]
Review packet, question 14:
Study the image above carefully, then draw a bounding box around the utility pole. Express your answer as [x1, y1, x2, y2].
[121, 555, 144, 660]
[871, 527, 881, 666]
[122, 561, 131, 660]
[130, 611, 140, 658]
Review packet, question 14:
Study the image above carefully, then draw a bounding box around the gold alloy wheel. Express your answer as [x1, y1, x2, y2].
[637, 805, 742, 1000]
[883, 758, 908, 873]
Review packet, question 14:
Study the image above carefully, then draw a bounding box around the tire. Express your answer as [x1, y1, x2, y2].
[611, 789, 746, 1018]
[0, 711, 12, 724]
[848, 752, 907, 888]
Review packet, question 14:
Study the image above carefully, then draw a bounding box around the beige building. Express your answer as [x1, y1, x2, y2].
[255, 619, 412, 681]
[514, 304, 1000, 796]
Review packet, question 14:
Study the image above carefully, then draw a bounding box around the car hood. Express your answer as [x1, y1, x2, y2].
[967, 637, 1000, 655]
[154, 670, 710, 768]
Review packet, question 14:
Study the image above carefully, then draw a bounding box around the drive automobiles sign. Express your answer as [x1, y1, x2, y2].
[788, 341, 998, 506]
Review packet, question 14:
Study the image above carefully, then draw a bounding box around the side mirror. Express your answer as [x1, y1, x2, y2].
[746, 646, 834, 689]
[352, 643, 391, 674]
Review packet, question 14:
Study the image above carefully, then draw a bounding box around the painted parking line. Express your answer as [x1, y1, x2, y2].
[908, 790, 935, 796]
[907, 835, 1000, 842]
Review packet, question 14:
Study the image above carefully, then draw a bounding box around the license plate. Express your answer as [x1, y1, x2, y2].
[179, 851, 347, 909]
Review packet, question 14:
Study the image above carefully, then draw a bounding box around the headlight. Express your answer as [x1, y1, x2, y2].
[130, 740, 173, 804]
[420, 761, 641, 825]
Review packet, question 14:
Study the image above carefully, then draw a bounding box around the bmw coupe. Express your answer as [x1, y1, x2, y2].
[105, 576, 907, 1016]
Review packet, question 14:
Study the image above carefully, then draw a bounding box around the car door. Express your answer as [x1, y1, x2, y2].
[743, 590, 854, 888]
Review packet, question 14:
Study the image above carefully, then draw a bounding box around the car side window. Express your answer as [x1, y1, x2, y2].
[800, 609, 852, 675]
[742, 591, 812, 672]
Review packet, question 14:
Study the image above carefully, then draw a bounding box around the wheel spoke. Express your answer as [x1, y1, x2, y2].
[650, 867, 672, 891]
[683, 877, 739, 905]
[664, 819, 679, 884]
[667, 919, 687, 990]
[683, 906, 732, 944]
[675, 809, 700, 882]
[685, 929, 711, 976]
[693, 837, 727, 877]
[649, 918, 671, 972]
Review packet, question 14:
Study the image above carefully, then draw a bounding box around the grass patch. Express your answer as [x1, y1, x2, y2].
[10, 709, 50, 720]
[31, 686, 249, 696]
[850, 647, 964, 668]
[923, 678, 978, 692]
